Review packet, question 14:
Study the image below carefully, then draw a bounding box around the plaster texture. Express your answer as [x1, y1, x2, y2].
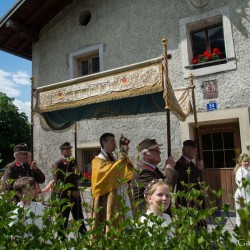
[31, 0, 250, 185]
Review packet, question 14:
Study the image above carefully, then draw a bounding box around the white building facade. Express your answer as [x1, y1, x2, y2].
[1, 0, 250, 210]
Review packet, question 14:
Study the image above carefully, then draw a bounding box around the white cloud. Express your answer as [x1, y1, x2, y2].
[12, 70, 30, 85]
[0, 68, 31, 120]
[0, 69, 21, 97]
[13, 99, 31, 121]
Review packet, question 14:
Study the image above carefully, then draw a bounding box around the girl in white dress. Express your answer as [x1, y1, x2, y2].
[234, 153, 250, 226]
[140, 179, 173, 242]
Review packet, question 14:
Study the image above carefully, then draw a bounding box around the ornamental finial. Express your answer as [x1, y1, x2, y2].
[162, 36, 167, 45]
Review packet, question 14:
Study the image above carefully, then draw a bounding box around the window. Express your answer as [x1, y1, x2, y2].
[69, 44, 104, 78]
[179, 6, 236, 78]
[199, 123, 241, 168]
[82, 148, 100, 175]
[191, 24, 226, 69]
[77, 53, 100, 76]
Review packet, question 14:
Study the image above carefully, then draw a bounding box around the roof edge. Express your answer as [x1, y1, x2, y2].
[0, 0, 26, 28]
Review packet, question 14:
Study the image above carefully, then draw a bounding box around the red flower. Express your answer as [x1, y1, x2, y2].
[213, 48, 222, 57]
[192, 48, 222, 65]
[203, 51, 212, 59]
[83, 172, 91, 180]
[192, 58, 198, 64]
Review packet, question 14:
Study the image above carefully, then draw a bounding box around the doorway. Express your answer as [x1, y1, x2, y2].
[198, 123, 240, 210]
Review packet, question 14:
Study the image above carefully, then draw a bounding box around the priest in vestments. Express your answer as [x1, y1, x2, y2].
[91, 133, 133, 233]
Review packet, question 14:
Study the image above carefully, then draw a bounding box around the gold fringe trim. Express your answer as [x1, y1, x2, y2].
[38, 62, 163, 113]
[38, 84, 163, 113]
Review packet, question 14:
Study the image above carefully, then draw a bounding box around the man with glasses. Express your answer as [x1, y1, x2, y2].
[2, 143, 45, 191]
[132, 138, 177, 212]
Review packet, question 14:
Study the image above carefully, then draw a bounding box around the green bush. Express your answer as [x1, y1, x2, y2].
[0, 178, 249, 249]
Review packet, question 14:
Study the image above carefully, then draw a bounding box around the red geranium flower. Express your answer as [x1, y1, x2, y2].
[83, 172, 91, 180]
[192, 48, 222, 65]
[213, 48, 222, 57]
[192, 58, 198, 64]
[203, 51, 212, 59]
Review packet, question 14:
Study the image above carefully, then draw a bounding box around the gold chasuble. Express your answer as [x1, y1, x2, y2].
[91, 155, 133, 233]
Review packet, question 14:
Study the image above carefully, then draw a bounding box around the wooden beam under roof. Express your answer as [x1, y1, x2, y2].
[5, 19, 39, 42]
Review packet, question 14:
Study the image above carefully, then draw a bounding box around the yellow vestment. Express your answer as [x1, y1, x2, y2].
[91, 155, 133, 233]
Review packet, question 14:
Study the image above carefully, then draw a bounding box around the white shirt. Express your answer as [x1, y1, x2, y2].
[235, 166, 250, 199]
[140, 210, 173, 243]
[10, 201, 45, 230]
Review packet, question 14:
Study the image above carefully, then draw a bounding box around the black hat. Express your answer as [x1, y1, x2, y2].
[183, 140, 197, 148]
[60, 142, 73, 150]
[13, 143, 29, 153]
[138, 138, 162, 152]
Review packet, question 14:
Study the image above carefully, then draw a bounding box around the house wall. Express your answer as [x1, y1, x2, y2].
[32, 0, 250, 183]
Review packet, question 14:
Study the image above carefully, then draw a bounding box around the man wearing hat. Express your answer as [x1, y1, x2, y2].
[131, 138, 177, 211]
[2, 143, 45, 191]
[175, 140, 206, 228]
[53, 142, 86, 239]
[175, 140, 204, 206]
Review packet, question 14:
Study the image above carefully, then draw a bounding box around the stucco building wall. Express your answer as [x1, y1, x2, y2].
[32, 0, 250, 183]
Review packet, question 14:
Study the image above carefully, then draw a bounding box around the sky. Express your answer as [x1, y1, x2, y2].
[0, 0, 32, 120]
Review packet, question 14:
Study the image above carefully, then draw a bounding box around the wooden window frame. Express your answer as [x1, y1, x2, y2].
[198, 123, 241, 169]
[77, 52, 100, 76]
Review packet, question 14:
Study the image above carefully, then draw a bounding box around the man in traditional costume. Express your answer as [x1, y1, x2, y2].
[91, 133, 133, 233]
[2, 143, 45, 191]
[131, 138, 177, 212]
[175, 139, 206, 228]
[175, 140, 204, 206]
[53, 142, 87, 239]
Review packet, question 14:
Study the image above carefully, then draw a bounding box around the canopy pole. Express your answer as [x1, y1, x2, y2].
[162, 36, 171, 157]
[30, 76, 35, 162]
[30, 76, 35, 178]
[74, 123, 77, 163]
[189, 74, 201, 160]
[73, 123, 81, 178]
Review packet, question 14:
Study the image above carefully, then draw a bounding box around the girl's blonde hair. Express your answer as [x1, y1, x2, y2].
[144, 179, 169, 200]
[234, 153, 250, 173]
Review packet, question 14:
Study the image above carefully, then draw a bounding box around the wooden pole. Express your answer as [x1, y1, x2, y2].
[30, 76, 35, 178]
[30, 76, 35, 162]
[189, 74, 201, 160]
[162, 36, 171, 157]
[74, 123, 77, 163]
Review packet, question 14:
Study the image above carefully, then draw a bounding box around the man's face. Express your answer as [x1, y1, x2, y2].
[61, 148, 72, 158]
[16, 151, 29, 163]
[103, 136, 116, 153]
[184, 146, 197, 159]
[146, 147, 161, 165]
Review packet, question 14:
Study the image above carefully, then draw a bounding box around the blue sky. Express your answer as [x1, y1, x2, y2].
[0, 0, 32, 120]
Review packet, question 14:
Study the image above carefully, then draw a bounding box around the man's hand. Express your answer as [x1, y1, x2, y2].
[30, 161, 38, 170]
[164, 155, 176, 169]
[197, 160, 204, 171]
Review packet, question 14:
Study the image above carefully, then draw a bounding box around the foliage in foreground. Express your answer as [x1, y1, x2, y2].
[0, 179, 250, 250]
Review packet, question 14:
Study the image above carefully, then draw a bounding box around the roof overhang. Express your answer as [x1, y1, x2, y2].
[0, 0, 73, 60]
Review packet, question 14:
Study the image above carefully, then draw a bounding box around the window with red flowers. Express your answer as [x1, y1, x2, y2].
[82, 148, 100, 184]
[191, 24, 226, 68]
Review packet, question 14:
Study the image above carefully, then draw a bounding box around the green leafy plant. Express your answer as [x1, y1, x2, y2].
[1, 166, 250, 249]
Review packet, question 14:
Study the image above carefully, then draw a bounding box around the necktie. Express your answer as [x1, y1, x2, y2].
[22, 163, 29, 174]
